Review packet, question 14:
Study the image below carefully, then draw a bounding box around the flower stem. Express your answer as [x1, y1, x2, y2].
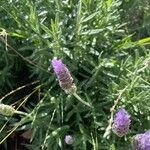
[15, 110, 28, 116]
[103, 86, 127, 138]
[73, 93, 92, 108]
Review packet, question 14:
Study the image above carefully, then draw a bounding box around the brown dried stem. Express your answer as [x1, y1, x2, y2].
[103, 86, 127, 138]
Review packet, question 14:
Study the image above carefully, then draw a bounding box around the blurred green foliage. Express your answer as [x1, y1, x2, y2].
[0, 0, 150, 150]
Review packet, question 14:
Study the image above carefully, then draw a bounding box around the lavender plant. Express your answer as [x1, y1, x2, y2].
[0, 0, 150, 150]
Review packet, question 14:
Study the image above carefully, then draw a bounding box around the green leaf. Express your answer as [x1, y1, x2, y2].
[41, 24, 53, 37]
[80, 29, 104, 35]
[8, 32, 25, 38]
[137, 37, 150, 45]
[81, 12, 99, 23]
[110, 144, 116, 150]
[106, 0, 112, 8]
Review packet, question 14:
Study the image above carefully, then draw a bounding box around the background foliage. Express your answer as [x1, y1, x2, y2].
[0, 0, 150, 149]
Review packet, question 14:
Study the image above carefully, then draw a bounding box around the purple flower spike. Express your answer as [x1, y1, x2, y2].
[51, 58, 76, 94]
[112, 108, 131, 137]
[132, 130, 150, 150]
[65, 135, 73, 145]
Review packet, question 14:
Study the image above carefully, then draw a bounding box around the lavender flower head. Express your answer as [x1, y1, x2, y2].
[132, 130, 150, 150]
[112, 108, 131, 137]
[65, 135, 73, 145]
[51, 58, 76, 94]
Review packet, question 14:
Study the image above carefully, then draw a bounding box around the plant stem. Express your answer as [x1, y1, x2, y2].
[73, 93, 92, 108]
[0, 115, 31, 144]
[15, 110, 28, 116]
[103, 86, 127, 138]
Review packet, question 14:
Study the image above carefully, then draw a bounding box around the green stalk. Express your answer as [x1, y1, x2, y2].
[73, 93, 92, 108]
[15, 110, 29, 116]
[0, 114, 31, 144]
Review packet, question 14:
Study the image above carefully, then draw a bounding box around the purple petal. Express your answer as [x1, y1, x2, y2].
[65, 135, 73, 145]
[112, 108, 130, 137]
[132, 130, 150, 150]
[51, 58, 75, 93]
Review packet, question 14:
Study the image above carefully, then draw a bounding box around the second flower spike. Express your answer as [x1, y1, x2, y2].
[112, 108, 131, 137]
[132, 130, 150, 150]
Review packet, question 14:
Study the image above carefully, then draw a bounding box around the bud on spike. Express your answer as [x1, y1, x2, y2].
[65, 135, 73, 145]
[0, 104, 15, 116]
